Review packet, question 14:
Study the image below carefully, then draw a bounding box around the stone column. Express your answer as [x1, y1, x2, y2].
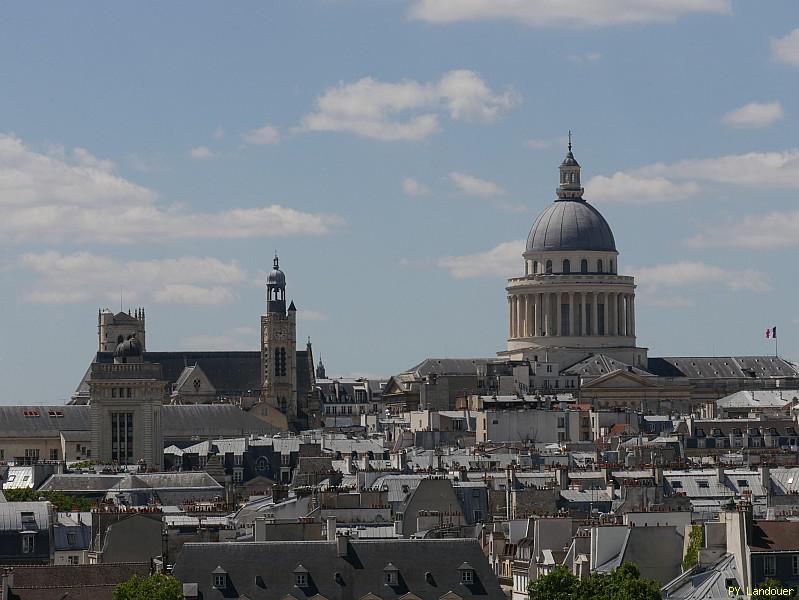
[519, 295, 526, 339]
[630, 294, 636, 337]
[569, 292, 575, 337]
[555, 292, 562, 336]
[542, 293, 549, 336]
[592, 293, 598, 337]
[613, 293, 620, 336]
[508, 296, 513, 338]
[603, 292, 609, 336]
[535, 293, 542, 337]
[580, 292, 587, 337]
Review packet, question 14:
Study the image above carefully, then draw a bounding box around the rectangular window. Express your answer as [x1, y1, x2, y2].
[793, 554, 799, 576]
[764, 555, 777, 577]
[461, 569, 474, 584]
[281, 453, 290, 466]
[384, 572, 397, 586]
[295, 573, 307, 587]
[21, 535, 35, 554]
[697, 480, 709, 488]
[213, 574, 226, 588]
[557, 417, 565, 428]
[67, 532, 76, 545]
[233, 470, 243, 483]
[49, 448, 59, 461]
[68, 555, 79, 565]
[111, 412, 134, 464]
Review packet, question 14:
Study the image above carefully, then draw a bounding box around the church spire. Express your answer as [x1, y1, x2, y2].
[557, 132, 584, 201]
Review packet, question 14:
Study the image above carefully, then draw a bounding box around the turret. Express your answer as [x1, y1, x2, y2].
[266, 254, 287, 315]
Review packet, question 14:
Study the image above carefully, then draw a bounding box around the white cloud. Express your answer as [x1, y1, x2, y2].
[630, 261, 771, 292]
[0, 134, 343, 243]
[449, 171, 506, 197]
[296, 70, 518, 141]
[407, 0, 730, 28]
[212, 125, 226, 140]
[687, 210, 799, 248]
[189, 145, 216, 159]
[635, 150, 799, 188]
[588, 149, 799, 204]
[402, 177, 431, 196]
[567, 52, 603, 63]
[772, 28, 799, 65]
[722, 101, 784, 129]
[437, 239, 523, 279]
[524, 138, 551, 150]
[587, 172, 699, 203]
[17, 252, 246, 305]
[242, 124, 280, 145]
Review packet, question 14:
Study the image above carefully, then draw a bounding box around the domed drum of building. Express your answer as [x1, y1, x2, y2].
[500, 141, 647, 371]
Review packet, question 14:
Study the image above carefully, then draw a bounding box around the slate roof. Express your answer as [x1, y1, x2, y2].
[749, 521, 799, 552]
[0, 406, 90, 437]
[39, 472, 222, 495]
[407, 358, 496, 377]
[75, 348, 314, 401]
[526, 198, 617, 253]
[4, 563, 151, 600]
[647, 356, 799, 379]
[660, 553, 741, 600]
[717, 389, 799, 409]
[564, 354, 653, 378]
[172, 538, 505, 599]
[0, 502, 51, 531]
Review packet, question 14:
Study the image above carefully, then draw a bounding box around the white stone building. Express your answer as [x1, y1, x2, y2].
[501, 142, 648, 370]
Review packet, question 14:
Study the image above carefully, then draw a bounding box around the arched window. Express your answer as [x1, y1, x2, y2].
[609, 260, 614, 274]
[597, 259, 603, 273]
[562, 259, 570, 274]
[255, 456, 269, 472]
[580, 259, 588, 273]
[545, 260, 553, 274]
[532, 260, 538, 274]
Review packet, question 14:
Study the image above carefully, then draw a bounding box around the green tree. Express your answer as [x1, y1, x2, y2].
[529, 562, 661, 600]
[113, 573, 182, 600]
[3, 489, 92, 511]
[682, 525, 703, 570]
[528, 566, 582, 600]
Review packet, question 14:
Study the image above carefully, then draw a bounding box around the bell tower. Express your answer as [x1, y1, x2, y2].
[260, 254, 298, 426]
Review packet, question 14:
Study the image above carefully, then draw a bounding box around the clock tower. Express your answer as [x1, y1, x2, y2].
[260, 254, 298, 425]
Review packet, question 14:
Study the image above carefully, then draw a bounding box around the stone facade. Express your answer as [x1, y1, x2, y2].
[88, 340, 165, 470]
[260, 255, 299, 426]
[501, 146, 648, 369]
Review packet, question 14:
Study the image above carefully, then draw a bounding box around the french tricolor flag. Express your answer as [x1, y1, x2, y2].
[766, 326, 777, 339]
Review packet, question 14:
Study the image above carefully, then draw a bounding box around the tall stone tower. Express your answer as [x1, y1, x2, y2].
[501, 139, 648, 369]
[260, 255, 298, 425]
[98, 308, 146, 352]
[89, 335, 165, 469]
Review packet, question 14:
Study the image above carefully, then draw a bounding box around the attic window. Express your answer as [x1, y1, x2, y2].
[294, 565, 309, 588]
[671, 481, 683, 489]
[384, 564, 399, 586]
[737, 480, 749, 487]
[23, 410, 40, 417]
[458, 562, 475, 584]
[697, 480, 709, 489]
[212, 566, 227, 589]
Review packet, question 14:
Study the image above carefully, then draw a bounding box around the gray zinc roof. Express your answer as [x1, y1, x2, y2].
[172, 538, 505, 599]
[526, 199, 616, 253]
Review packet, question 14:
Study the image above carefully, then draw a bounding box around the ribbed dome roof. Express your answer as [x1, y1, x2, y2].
[526, 199, 616, 253]
[267, 254, 285, 287]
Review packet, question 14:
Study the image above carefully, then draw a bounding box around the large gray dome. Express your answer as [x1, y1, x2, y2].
[526, 199, 617, 253]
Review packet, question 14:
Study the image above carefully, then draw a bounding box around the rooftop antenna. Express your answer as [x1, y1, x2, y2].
[120, 286, 123, 313]
[568, 130, 572, 152]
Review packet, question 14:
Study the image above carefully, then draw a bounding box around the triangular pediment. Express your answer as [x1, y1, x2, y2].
[439, 592, 463, 600]
[359, 594, 383, 600]
[581, 369, 656, 389]
[399, 594, 423, 600]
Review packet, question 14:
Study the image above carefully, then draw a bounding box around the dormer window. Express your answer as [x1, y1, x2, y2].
[458, 562, 475, 584]
[384, 563, 399, 586]
[294, 565, 309, 588]
[212, 566, 227, 589]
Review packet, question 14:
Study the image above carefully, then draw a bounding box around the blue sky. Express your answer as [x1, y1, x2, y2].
[1, 1, 798, 403]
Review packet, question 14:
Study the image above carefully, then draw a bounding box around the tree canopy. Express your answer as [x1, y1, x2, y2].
[113, 573, 182, 600]
[528, 563, 662, 600]
[3, 489, 92, 511]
